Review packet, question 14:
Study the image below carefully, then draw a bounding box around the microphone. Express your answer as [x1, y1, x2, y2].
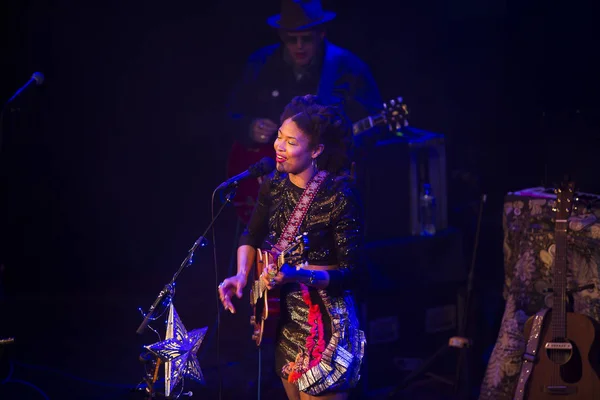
[217, 157, 275, 191]
[5, 72, 45, 106]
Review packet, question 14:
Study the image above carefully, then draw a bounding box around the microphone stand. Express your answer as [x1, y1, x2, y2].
[1, 72, 44, 157]
[136, 189, 236, 335]
[0, 75, 44, 352]
[387, 193, 487, 399]
[135, 232, 207, 335]
[133, 187, 237, 399]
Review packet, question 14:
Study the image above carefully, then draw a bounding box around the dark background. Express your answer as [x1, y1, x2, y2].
[0, 0, 598, 399]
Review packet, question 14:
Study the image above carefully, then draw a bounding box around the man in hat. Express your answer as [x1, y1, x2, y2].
[226, 0, 383, 148]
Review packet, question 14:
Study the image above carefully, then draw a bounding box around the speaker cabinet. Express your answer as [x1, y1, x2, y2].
[357, 127, 448, 241]
[358, 229, 465, 392]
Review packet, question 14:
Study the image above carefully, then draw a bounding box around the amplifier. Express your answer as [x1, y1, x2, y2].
[356, 127, 448, 241]
[358, 229, 466, 392]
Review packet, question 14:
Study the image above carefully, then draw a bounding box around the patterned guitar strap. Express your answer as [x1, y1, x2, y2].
[272, 170, 329, 255]
[254, 170, 329, 305]
[513, 307, 550, 400]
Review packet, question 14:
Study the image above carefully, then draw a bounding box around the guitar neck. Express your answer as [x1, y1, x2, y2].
[352, 114, 385, 136]
[552, 219, 568, 339]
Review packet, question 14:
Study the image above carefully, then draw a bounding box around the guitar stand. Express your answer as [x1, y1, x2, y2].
[387, 336, 472, 399]
[388, 194, 487, 399]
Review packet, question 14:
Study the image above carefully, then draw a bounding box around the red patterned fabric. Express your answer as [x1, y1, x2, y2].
[287, 283, 327, 383]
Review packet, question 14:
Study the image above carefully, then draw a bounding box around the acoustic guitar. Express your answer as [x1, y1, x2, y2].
[226, 98, 409, 224]
[249, 233, 309, 347]
[522, 181, 600, 399]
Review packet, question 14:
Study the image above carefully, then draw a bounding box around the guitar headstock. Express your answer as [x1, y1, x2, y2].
[382, 97, 409, 132]
[553, 181, 576, 219]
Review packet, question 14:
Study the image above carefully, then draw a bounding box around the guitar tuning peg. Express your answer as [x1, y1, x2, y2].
[552, 207, 557, 212]
[390, 99, 396, 106]
[397, 96, 403, 103]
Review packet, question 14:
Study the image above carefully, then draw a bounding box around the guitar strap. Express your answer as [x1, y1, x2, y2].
[273, 170, 329, 253]
[251, 171, 328, 307]
[513, 307, 550, 400]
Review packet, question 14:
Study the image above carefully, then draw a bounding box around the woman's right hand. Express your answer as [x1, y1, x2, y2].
[218, 274, 247, 314]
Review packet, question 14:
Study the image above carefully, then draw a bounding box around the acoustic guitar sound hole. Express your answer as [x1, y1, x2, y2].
[545, 340, 573, 365]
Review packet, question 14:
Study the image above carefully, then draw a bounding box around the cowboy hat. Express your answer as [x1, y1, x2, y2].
[267, 0, 336, 31]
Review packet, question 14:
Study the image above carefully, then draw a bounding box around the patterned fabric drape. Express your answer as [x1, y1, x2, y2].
[479, 193, 600, 399]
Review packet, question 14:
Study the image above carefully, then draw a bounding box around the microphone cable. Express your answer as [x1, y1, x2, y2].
[211, 187, 223, 400]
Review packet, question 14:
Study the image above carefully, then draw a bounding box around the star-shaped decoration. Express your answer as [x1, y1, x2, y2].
[144, 303, 207, 396]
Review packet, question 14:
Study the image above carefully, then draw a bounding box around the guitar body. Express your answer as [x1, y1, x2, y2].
[250, 248, 281, 346]
[255, 248, 282, 317]
[522, 310, 600, 399]
[249, 233, 310, 346]
[519, 181, 600, 398]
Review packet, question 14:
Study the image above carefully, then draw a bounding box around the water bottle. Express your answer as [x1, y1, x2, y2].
[419, 183, 436, 236]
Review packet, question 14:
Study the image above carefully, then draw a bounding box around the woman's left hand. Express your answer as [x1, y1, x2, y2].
[262, 263, 297, 290]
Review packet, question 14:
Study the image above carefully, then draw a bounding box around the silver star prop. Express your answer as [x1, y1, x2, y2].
[144, 303, 207, 396]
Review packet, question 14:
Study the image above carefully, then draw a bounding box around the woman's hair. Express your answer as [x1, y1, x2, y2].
[279, 95, 353, 174]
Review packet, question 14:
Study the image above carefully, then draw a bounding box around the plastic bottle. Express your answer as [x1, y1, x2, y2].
[419, 183, 436, 236]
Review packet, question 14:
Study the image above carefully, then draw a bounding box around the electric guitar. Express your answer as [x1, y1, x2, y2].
[226, 98, 409, 224]
[522, 181, 600, 399]
[249, 233, 309, 347]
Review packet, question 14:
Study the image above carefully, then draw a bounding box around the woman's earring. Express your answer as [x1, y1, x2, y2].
[312, 158, 318, 170]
